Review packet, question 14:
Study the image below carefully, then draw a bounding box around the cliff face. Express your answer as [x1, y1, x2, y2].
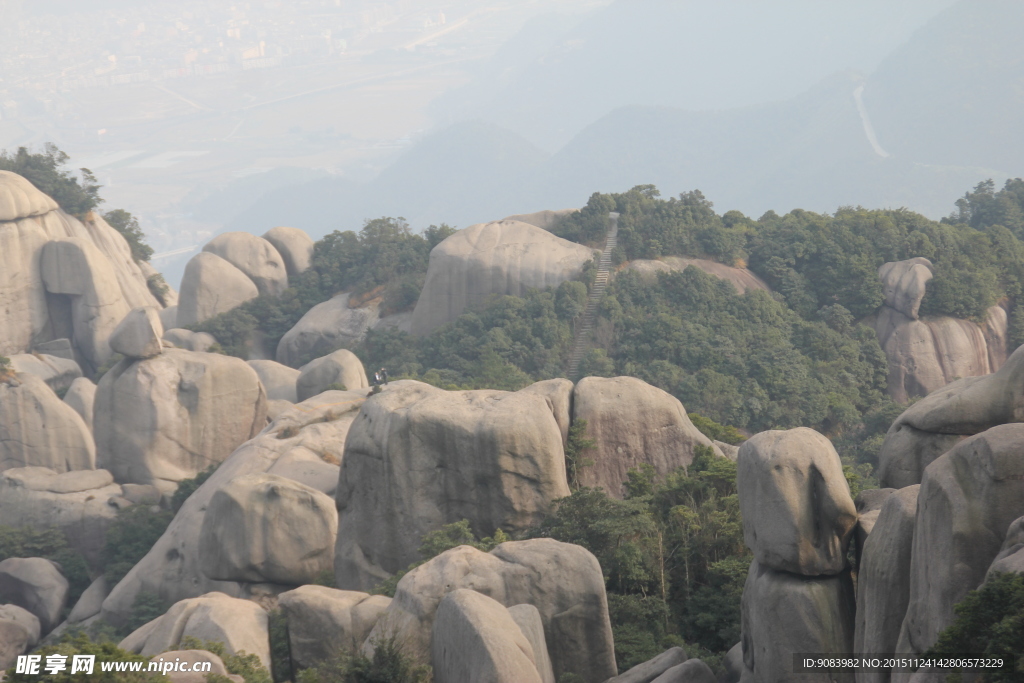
[0, 171, 169, 372]
[867, 258, 1008, 403]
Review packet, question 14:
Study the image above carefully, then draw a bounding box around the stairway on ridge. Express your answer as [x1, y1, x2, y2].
[566, 212, 618, 379]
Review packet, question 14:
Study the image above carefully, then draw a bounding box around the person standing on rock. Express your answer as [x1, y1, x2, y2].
[373, 370, 381, 386]
[381, 368, 388, 385]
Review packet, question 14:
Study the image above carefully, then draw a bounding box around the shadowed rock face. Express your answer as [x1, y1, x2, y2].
[896, 424, 1024, 658]
[0, 171, 169, 364]
[854, 485, 919, 683]
[333, 380, 570, 592]
[410, 220, 594, 336]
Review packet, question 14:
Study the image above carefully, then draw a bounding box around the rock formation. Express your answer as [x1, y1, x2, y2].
[176, 252, 259, 327]
[624, 256, 770, 294]
[163, 328, 218, 352]
[895, 424, 1024, 657]
[333, 380, 570, 591]
[108, 306, 164, 359]
[0, 558, 69, 634]
[247, 360, 300, 402]
[7, 352, 81, 393]
[94, 349, 267, 492]
[854, 485, 919, 683]
[101, 390, 364, 623]
[202, 232, 288, 297]
[0, 604, 40, 670]
[276, 294, 379, 368]
[0, 171, 169, 370]
[737, 428, 857, 576]
[277, 586, 391, 671]
[198, 473, 337, 585]
[0, 467, 120, 569]
[736, 428, 858, 682]
[410, 219, 595, 335]
[572, 376, 723, 497]
[868, 258, 1008, 403]
[431, 589, 544, 683]
[363, 540, 616, 683]
[62, 377, 96, 431]
[120, 592, 270, 667]
[0, 372, 95, 473]
[295, 349, 369, 400]
[606, 647, 689, 683]
[877, 344, 1024, 488]
[262, 226, 314, 278]
[986, 516, 1024, 578]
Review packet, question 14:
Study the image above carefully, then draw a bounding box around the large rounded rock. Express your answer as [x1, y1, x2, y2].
[296, 349, 368, 401]
[334, 381, 570, 590]
[63, 377, 96, 431]
[176, 252, 259, 327]
[0, 216, 48, 358]
[871, 305, 1007, 404]
[41, 237, 132, 370]
[878, 258, 933, 320]
[737, 428, 857, 576]
[109, 306, 164, 360]
[0, 558, 69, 634]
[572, 376, 722, 497]
[0, 612, 38, 670]
[8, 352, 81, 394]
[854, 488, 896, 568]
[432, 589, 543, 683]
[508, 604, 555, 683]
[276, 294, 379, 368]
[94, 349, 267, 492]
[0, 467, 119, 569]
[854, 485, 919, 683]
[364, 540, 616, 683]
[199, 473, 337, 585]
[878, 343, 1024, 487]
[0, 604, 40, 648]
[0, 373, 95, 473]
[262, 226, 313, 278]
[67, 576, 109, 624]
[606, 647, 689, 683]
[120, 592, 270, 667]
[0, 170, 58, 221]
[896, 424, 1024, 656]
[278, 585, 390, 670]
[986, 515, 1024, 579]
[202, 232, 287, 297]
[100, 390, 364, 624]
[410, 220, 595, 336]
[247, 360, 299, 402]
[740, 560, 855, 683]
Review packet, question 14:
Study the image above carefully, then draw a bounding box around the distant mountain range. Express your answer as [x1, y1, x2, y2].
[212, 0, 1020, 250]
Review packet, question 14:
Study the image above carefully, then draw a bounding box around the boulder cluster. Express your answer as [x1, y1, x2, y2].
[3, 171, 1024, 681]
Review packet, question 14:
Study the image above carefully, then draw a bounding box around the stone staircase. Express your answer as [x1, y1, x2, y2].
[567, 212, 618, 379]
